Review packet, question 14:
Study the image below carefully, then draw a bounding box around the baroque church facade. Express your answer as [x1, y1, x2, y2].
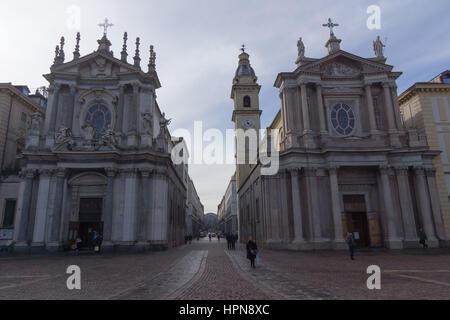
[12, 29, 188, 252]
[232, 23, 448, 250]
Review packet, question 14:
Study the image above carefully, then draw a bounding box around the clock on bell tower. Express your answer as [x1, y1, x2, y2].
[231, 47, 262, 190]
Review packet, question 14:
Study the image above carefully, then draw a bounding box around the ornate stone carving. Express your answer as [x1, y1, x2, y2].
[141, 112, 153, 134]
[323, 63, 359, 77]
[139, 168, 153, 177]
[105, 167, 118, 177]
[99, 125, 118, 149]
[82, 120, 96, 141]
[54, 126, 75, 150]
[297, 37, 305, 60]
[30, 112, 42, 135]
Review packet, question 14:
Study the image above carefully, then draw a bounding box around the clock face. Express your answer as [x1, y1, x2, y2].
[242, 118, 255, 130]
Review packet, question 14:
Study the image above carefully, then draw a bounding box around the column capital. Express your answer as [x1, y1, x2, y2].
[39, 168, 54, 177]
[379, 165, 392, 175]
[413, 166, 426, 175]
[139, 167, 153, 177]
[394, 166, 409, 175]
[20, 169, 37, 179]
[424, 167, 437, 177]
[304, 167, 317, 177]
[122, 168, 138, 176]
[328, 165, 340, 174]
[105, 167, 118, 177]
[288, 168, 300, 176]
[69, 85, 77, 95]
[55, 168, 68, 178]
[132, 83, 140, 93]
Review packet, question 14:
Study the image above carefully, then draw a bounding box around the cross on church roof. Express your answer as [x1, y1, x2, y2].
[98, 18, 114, 36]
[241, 44, 246, 53]
[322, 18, 339, 36]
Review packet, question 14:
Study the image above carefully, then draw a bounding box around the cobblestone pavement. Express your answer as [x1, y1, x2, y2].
[0, 239, 449, 299]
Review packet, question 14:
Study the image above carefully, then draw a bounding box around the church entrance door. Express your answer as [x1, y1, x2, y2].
[78, 198, 104, 249]
[343, 195, 370, 247]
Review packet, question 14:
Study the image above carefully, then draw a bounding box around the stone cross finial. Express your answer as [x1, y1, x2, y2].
[98, 18, 113, 36]
[241, 44, 246, 53]
[322, 18, 339, 36]
[134, 37, 141, 68]
[121, 32, 128, 62]
[73, 32, 81, 60]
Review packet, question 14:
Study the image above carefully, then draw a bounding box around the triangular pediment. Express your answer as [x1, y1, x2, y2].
[44, 51, 161, 88]
[298, 50, 393, 76]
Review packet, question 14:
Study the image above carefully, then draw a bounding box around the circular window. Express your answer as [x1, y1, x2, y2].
[85, 104, 112, 139]
[331, 103, 355, 136]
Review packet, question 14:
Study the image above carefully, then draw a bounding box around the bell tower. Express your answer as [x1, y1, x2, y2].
[231, 47, 262, 190]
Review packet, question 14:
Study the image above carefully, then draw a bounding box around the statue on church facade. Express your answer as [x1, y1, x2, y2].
[82, 121, 96, 141]
[30, 112, 42, 135]
[141, 112, 153, 135]
[159, 112, 172, 135]
[297, 37, 305, 60]
[54, 126, 75, 150]
[373, 36, 385, 58]
[99, 125, 118, 148]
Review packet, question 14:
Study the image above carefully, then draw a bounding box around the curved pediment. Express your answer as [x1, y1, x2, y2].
[68, 172, 107, 186]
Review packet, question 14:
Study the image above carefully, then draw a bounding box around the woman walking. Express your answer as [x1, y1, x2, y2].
[246, 236, 258, 268]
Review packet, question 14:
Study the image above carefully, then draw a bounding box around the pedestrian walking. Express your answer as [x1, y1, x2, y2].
[188, 235, 192, 244]
[418, 228, 428, 249]
[209, 234, 212, 242]
[231, 234, 236, 250]
[93, 230, 103, 254]
[346, 233, 355, 260]
[246, 236, 258, 268]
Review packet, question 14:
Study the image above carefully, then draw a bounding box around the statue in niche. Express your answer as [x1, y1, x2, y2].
[141, 112, 153, 135]
[373, 36, 385, 58]
[99, 125, 118, 148]
[30, 112, 42, 135]
[82, 120, 96, 141]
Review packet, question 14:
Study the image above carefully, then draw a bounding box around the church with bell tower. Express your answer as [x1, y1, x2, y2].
[231, 46, 262, 191]
[232, 19, 448, 250]
[11, 21, 189, 252]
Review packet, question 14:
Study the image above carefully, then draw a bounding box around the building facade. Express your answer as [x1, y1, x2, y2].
[399, 70, 450, 238]
[232, 25, 448, 250]
[203, 213, 218, 233]
[10, 31, 190, 252]
[217, 174, 238, 235]
[0, 84, 46, 243]
[186, 177, 204, 237]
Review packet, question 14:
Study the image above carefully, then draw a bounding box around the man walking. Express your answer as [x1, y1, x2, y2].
[418, 228, 428, 249]
[346, 233, 355, 260]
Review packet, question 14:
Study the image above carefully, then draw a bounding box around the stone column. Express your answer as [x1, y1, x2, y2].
[278, 171, 290, 243]
[395, 166, 418, 244]
[127, 84, 139, 147]
[267, 176, 281, 244]
[382, 83, 397, 131]
[300, 83, 310, 132]
[138, 168, 153, 243]
[283, 87, 300, 148]
[103, 168, 117, 242]
[379, 166, 402, 249]
[300, 83, 314, 148]
[391, 85, 404, 131]
[414, 167, 437, 245]
[328, 166, 345, 245]
[315, 84, 327, 135]
[50, 168, 67, 243]
[424, 168, 446, 241]
[305, 168, 322, 244]
[48, 84, 61, 133]
[17, 170, 36, 242]
[289, 169, 304, 245]
[116, 85, 125, 134]
[122, 169, 138, 243]
[364, 84, 378, 134]
[65, 85, 77, 128]
[32, 169, 53, 245]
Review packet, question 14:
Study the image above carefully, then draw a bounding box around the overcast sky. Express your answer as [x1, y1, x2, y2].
[1, 0, 449, 213]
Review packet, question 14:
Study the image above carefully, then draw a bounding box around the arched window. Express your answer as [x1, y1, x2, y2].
[85, 104, 112, 139]
[243, 96, 251, 108]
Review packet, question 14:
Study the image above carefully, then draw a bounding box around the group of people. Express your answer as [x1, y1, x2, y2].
[225, 233, 238, 250]
[73, 230, 103, 254]
[184, 234, 193, 245]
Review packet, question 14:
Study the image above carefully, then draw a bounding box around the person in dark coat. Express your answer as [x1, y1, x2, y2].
[346, 233, 355, 260]
[246, 236, 258, 268]
[418, 228, 428, 248]
[231, 234, 236, 250]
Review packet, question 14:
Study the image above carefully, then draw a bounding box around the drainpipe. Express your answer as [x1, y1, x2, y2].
[1, 92, 14, 171]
